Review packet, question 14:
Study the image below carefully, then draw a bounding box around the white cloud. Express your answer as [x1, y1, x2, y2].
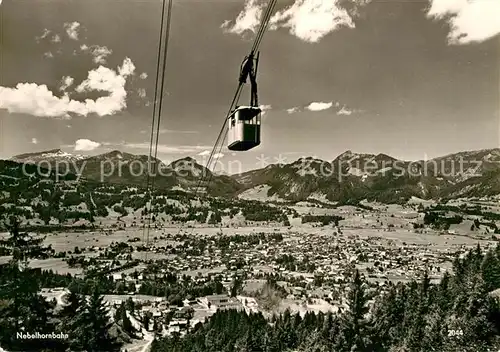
[74, 138, 101, 151]
[51, 34, 61, 43]
[427, 0, 500, 44]
[269, 0, 355, 43]
[306, 101, 333, 111]
[31, 138, 38, 144]
[0, 57, 136, 118]
[140, 72, 148, 79]
[137, 88, 146, 98]
[195, 151, 225, 167]
[337, 106, 352, 115]
[59, 76, 74, 92]
[37, 29, 51, 41]
[43, 52, 54, 59]
[259, 104, 272, 116]
[81, 44, 112, 64]
[287, 107, 299, 114]
[221, 0, 264, 35]
[223, 0, 367, 43]
[63, 22, 81, 40]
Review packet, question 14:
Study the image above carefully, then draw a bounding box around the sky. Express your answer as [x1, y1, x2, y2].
[0, 0, 499, 173]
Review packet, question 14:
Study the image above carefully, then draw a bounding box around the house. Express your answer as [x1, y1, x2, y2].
[198, 294, 244, 311]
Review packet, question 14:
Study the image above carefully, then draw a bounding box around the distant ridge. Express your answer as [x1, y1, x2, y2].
[5, 147, 500, 202]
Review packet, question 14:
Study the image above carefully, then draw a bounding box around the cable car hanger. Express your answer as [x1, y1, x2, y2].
[239, 51, 259, 107]
[227, 51, 262, 152]
[183, 0, 278, 236]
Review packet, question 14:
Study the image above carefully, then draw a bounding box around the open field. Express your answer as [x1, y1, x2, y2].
[29, 258, 83, 275]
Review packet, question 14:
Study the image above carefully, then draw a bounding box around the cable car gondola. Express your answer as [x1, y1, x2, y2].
[227, 105, 261, 151]
[227, 52, 262, 152]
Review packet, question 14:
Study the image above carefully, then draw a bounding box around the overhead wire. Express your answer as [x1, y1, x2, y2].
[141, 0, 167, 246]
[146, 0, 174, 254]
[201, 0, 277, 203]
[142, 0, 174, 260]
[173, 0, 278, 238]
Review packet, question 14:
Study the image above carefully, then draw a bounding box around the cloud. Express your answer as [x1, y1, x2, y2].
[306, 101, 333, 111]
[223, 0, 368, 43]
[221, 0, 264, 35]
[269, 0, 355, 43]
[287, 107, 299, 114]
[37, 29, 51, 41]
[426, 0, 500, 44]
[74, 138, 101, 151]
[64, 22, 81, 40]
[0, 57, 136, 118]
[137, 88, 146, 98]
[197, 150, 224, 160]
[31, 138, 38, 144]
[81, 44, 112, 64]
[139, 72, 148, 80]
[43, 52, 54, 59]
[337, 106, 352, 115]
[59, 76, 74, 92]
[259, 104, 272, 116]
[51, 34, 61, 43]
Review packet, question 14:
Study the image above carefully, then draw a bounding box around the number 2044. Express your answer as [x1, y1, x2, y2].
[448, 329, 464, 337]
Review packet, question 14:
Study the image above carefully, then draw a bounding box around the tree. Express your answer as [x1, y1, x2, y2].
[230, 276, 243, 298]
[60, 288, 84, 330]
[0, 217, 60, 351]
[0, 217, 49, 267]
[67, 284, 121, 352]
[335, 270, 373, 352]
[481, 250, 500, 292]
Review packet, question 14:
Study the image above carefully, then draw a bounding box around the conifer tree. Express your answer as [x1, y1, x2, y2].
[67, 284, 121, 351]
[481, 250, 500, 292]
[0, 217, 58, 351]
[335, 270, 373, 352]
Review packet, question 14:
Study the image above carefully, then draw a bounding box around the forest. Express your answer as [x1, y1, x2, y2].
[2, 216, 500, 351]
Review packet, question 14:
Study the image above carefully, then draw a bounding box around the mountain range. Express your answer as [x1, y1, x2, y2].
[8, 147, 500, 203]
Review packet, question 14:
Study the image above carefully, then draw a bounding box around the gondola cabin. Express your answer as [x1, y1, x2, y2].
[227, 106, 261, 151]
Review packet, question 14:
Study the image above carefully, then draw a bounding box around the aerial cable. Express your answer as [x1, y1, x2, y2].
[188, 0, 277, 200]
[142, 0, 168, 246]
[141, 0, 167, 246]
[251, 0, 276, 54]
[203, 0, 277, 180]
[146, 0, 174, 251]
[142, 0, 174, 257]
[175, 0, 277, 237]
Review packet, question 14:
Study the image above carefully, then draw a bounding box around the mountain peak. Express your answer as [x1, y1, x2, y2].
[11, 148, 82, 162]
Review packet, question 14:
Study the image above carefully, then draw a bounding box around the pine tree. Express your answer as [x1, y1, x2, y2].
[67, 284, 121, 351]
[335, 270, 373, 352]
[481, 250, 500, 292]
[370, 283, 404, 350]
[0, 217, 59, 351]
[0, 217, 49, 267]
[86, 285, 120, 351]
